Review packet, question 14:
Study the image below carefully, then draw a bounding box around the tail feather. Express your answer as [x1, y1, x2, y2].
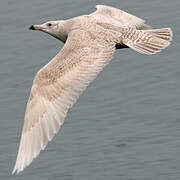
[145, 28, 173, 41]
[123, 27, 173, 55]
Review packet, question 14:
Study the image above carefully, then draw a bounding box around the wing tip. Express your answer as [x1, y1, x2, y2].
[12, 164, 23, 175]
[12, 167, 16, 175]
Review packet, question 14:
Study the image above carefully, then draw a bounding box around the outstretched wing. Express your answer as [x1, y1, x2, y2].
[92, 5, 151, 29]
[12, 29, 115, 174]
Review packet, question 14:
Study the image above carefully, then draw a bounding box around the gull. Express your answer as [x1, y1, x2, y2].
[12, 5, 173, 174]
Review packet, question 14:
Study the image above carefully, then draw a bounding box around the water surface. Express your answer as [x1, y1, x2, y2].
[0, 0, 180, 179]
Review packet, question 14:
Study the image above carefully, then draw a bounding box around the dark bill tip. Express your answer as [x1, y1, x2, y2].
[29, 25, 35, 30]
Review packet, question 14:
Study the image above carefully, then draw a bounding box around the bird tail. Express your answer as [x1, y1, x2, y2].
[122, 27, 173, 55]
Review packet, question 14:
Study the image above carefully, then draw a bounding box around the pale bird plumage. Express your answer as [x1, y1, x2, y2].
[12, 5, 173, 174]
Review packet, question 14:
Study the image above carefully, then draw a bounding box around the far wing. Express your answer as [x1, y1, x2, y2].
[12, 29, 115, 174]
[92, 5, 151, 29]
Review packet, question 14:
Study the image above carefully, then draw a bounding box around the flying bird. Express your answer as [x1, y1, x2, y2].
[12, 5, 173, 174]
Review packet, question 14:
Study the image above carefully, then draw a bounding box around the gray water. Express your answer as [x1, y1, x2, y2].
[1, 0, 180, 179]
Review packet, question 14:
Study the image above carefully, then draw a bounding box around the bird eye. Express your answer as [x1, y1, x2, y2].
[47, 23, 52, 27]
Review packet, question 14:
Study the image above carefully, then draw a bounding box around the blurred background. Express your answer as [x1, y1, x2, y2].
[0, 0, 180, 179]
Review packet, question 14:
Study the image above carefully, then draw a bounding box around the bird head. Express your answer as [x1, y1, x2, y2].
[29, 20, 67, 42]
